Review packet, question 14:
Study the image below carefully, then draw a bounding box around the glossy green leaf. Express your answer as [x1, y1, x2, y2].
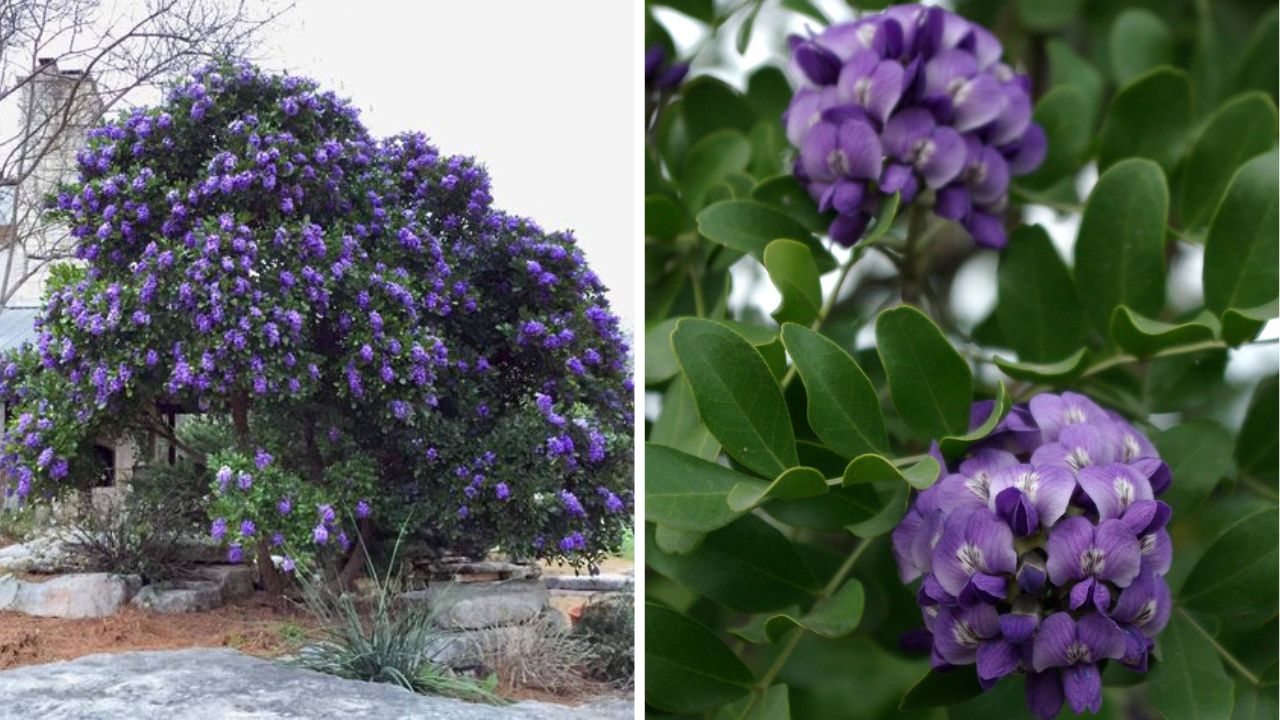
[1019, 86, 1092, 188]
[1181, 510, 1279, 628]
[727, 466, 827, 512]
[846, 480, 910, 539]
[841, 454, 939, 491]
[1109, 306, 1218, 358]
[875, 305, 972, 438]
[1098, 68, 1193, 174]
[900, 667, 983, 710]
[1203, 149, 1279, 316]
[997, 225, 1085, 362]
[644, 317, 681, 384]
[1154, 419, 1234, 513]
[1221, 300, 1278, 346]
[651, 377, 722, 461]
[781, 0, 827, 24]
[1179, 93, 1278, 230]
[735, 0, 762, 53]
[1047, 39, 1105, 126]
[1229, 9, 1278, 98]
[672, 319, 798, 477]
[696, 200, 835, 272]
[1236, 375, 1278, 483]
[1231, 682, 1279, 720]
[646, 443, 762, 533]
[732, 579, 866, 644]
[654, 525, 705, 554]
[1109, 9, 1175, 85]
[1017, 0, 1081, 31]
[647, 515, 820, 612]
[751, 175, 829, 233]
[680, 129, 752, 210]
[1150, 612, 1236, 720]
[681, 76, 756, 143]
[860, 191, 901, 246]
[650, 0, 715, 23]
[939, 384, 1011, 460]
[1075, 159, 1168, 333]
[716, 684, 791, 720]
[764, 240, 822, 325]
[646, 195, 687, 241]
[994, 348, 1090, 383]
[781, 324, 888, 459]
[646, 602, 753, 714]
[746, 66, 792, 122]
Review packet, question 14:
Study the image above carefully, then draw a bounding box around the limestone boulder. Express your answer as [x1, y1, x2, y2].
[131, 580, 223, 614]
[402, 578, 550, 630]
[7, 573, 133, 618]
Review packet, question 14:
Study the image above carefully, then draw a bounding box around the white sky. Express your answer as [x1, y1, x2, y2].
[259, 1, 637, 330]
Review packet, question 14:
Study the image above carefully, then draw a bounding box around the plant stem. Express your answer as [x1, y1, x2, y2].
[1082, 340, 1228, 378]
[739, 538, 877, 718]
[689, 264, 707, 318]
[1177, 607, 1262, 687]
[779, 246, 868, 391]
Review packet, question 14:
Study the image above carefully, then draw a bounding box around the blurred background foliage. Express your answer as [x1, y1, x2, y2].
[644, 0, 1278, 718]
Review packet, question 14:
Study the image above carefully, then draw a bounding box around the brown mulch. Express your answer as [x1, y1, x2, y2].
[0, 593, 315, 670]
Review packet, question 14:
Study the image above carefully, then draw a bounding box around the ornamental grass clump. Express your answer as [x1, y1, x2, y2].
[0, 59, 633, 573]
[786, 3, 1045, 247]
[893, 392, 1172, 719]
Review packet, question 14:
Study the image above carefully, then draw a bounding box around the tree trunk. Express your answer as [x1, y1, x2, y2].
[337, 517, 375, 588]
[229, 391, 286, 601]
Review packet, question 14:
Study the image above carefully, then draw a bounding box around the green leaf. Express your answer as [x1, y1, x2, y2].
[1229, 9, 1278, 98]
[644, 317, 681, 384]
[1047, 39, 1105, 127]
[697, 200, 836, 272]
[900, 667, 983, 710]
[1221, 300, 1278, 346]
[1231, 682, 1279, 720]
[646, 195, 688, 241]
[939, 384, 1011, 460]
[746, 66, 792, 122]
[1098, 68, 1193, 175]
[732, 579, 866, 644]
[716, 684, 791, 720]
[846, 479, 910, 539]
[860, 191, 901, 246]
[875, 305, 972, 438]
[1203, 149, 1280, 316]
[1149, 612, 1236, 720]
[647, 515, 820, 612]
[654, 525, 705, 554]
[1108, 306, 1218, 358]
[651, 377, 722, 461]
[1019, 86, 1092, 188]
[646, 443, 762, 533]
[672, 319, 798, 477]
[650, 0, 715, 22]
[1017, 0, 1081, 31]
[764, 240, 822, 325]
[994, 348, 1090, 383]
[1109, 9, 1175, 85]
[780, 0, 827, 24]
[736, 0, 762, 54]
[1181, 510, 1279, 628]
[781, 324, 888, 459]
[1236, 375, 1278, 483]
[751, 175, 829, 234]
[681, 76, 757, 143]
[727, 466, 827, 512]
[996, 225, 1085, 362]
[842, 454, 941, 491]
[1179, 93, 1279, 230]
[1154, 419, 1234, 513]
[1075, 159, 1169, 333]
[680, 129, 752, 210]
[646, 603, 753, 714]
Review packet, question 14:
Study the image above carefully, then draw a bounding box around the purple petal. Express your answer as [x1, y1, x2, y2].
[1062, 663, 1103, 714]
[960, 572, 1008, 606]
[995, 487, 1039, 537]
[785, 87, 838, 147]
[882, 107, 936, 160]
[1119, 624, 1150, 671]
[1093, 518, 1142, 587]
[1045, 516, 1093, 586]
[967, 144, 1010, 206]
[1031, 612, 1076, 671]
[1026, 669, 1065, 720]
[966, 211, 1006, 249]
[794, 40, 842, 86]
[800, 122, 840, 182]
[828, 211, 871, 248]
[935, 185, 971, 220]
[1007, 123, 1047, 175]
[872, 17, 905, 58]
[1140, 528, 1172, 576]
[837, 120, 884, 180]
[1121, 499, 1171, 536]
[1000, 612, 1038, 644]
[1111, 567, 1172, 636]
[952, 73, 1007, 132]
[934, 472, 992, 511]
[1029, 392, 1108, 440]
[923, 48, 978, 97]
[1131, 457, 1172, 495]
[977, 638, 1020, 681]
[831, 178, 867, 215]
[990, 84, 1032, 146]
[933, 604, 998, 665]
[1077, 613, 1126, 661]
[1069, 577, 1096, 611]
[920, 127, 967, 188]
[892, 507, 925, 582]
[1078, 463, 1153, 521]
[837, 51, 905, 121]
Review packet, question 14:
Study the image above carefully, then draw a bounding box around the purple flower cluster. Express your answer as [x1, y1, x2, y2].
[892, 392, 1172, 718]
[786, 5, 1044, 248]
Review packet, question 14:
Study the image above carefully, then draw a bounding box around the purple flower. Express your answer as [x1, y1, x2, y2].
[318, 504, 335, 524]
[931, 507, 1016, 605]
[210, 517, 227, 541]
[1046, 516, 1141, 612]
[494, 483, 510, 501]
[312, 524, 329, 544]
[1031, 613, 1125, 716]
[237, 471, 253, 491]
[355, 499, 371, 518]
[277, 497, 292, 515]
[559, 490, 586, 518]
[240, 519, 256, 537]
[227, 544, 244, 564]
[281, 556, 295, 573]
[254, 448, 273, 468]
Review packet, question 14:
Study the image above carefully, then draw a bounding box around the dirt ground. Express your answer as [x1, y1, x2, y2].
[0, 595, 314, 671]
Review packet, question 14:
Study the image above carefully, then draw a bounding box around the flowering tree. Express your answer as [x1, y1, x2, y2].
[644, 2, 1276, 719]
[0, 61, 634, 584]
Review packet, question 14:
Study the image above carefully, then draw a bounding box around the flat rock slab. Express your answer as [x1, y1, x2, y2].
[190, 564, 254, 601]
[1, 573, 135, 618]
[131, 580, 223, 614]
[0, 648, 631, 719]
[544, 574, 634, 592]
[404, 578, 550, 630]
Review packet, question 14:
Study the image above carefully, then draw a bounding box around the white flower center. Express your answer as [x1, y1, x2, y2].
[1066, 447, 1092, 471]
[853, 76, 873, 107]
[1014, 470, 1040, 501]
[953, 620, 982, 647]
[957, 542, 984, 574]
[1080, 547, 1105, 576]
[1122, 435, 1142, 462]
[827, 149, 850, 176]
[1134, 599, 1158, 626]
[1113, 475, 1135, 509]
[1064, 406, 1087, 424]
[947, 77, 972, 105]
[1066, 641, 1092, 664]
[1141, 534, 1157, 555]
[911, 138, 936, 168]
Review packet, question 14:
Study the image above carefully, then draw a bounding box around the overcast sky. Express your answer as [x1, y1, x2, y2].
[259, 1, 637, 329]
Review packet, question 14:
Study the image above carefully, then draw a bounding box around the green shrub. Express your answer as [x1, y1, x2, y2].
[574, 594, 633, 688]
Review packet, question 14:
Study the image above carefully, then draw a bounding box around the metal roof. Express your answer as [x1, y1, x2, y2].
[0, 307, 39, 352]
